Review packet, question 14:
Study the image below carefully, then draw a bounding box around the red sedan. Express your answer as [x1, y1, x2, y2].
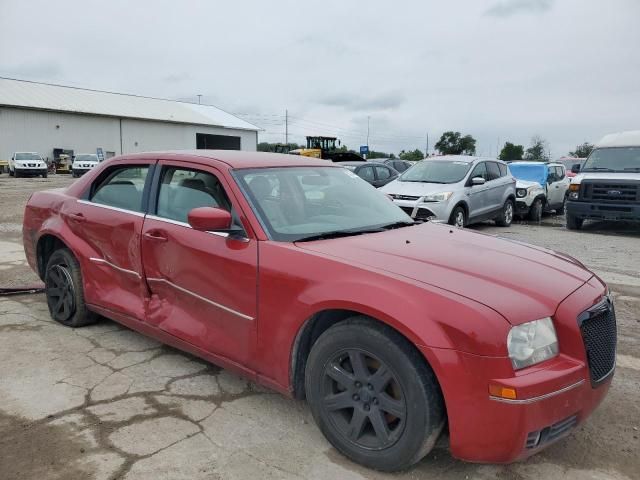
[23, 151, 615, 471]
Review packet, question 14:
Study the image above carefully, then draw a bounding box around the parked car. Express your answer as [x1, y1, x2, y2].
[567, 130, 640, 229]
[508, 161, 570, 221]
[341, 161, 399, 187]
[381, 155, 516, 227]
[23, 151, 614, 471]
[558, 157, 585, 178]
[383, 158, 413, 173]
[9, 152, 48, 178]
[72, 154, 101, 177]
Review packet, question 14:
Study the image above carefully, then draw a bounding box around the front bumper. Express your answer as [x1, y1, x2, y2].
[421, 276, 613, 463]
[567, 200, 640, 221]
[392, 199, 452, 222]
[515, 199, 531, 215]
[72, 167, 92, 175]
[15, 167, 47, 176]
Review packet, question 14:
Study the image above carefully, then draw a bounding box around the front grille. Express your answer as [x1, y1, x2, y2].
[400, 206, 414, 217]
[525, 415, 578, 449]
[579, 298, 617, 385]
[581, 182, 639, 203]
[394, 194, 420, 201]
[415, 208, 435, 220]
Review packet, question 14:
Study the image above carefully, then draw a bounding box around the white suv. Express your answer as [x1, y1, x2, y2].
[9, 152, 48, 178]
[72, 154, 100, 177]
[509, 161, 570, 221]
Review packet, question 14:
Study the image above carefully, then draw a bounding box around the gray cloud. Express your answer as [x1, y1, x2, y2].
[485, 0, 554, 17]
[318, 92, 405, 111]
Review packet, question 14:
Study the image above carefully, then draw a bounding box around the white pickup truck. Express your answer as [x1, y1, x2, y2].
[71, 154, 100, 177]
[566, 130, 640, 229]
[508, 161, 570, 221]
[9, 152, 48, 178]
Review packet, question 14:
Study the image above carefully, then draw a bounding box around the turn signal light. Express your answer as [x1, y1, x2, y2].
[489, 384, 517, 400]
[569, 184, 580, 192]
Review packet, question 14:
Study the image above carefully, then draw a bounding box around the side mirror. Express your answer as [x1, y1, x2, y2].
[187, 207, 232, 232]
[471, 176, 486, 186]
[571, 163, 581, 174]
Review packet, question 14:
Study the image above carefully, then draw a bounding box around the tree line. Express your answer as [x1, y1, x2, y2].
[258, 133, 594, 162]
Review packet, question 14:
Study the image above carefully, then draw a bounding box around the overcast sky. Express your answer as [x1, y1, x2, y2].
[1, 0, 639, 157]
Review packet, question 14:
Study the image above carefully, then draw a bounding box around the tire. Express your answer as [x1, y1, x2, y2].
[14, 170, 20, 178]
[528, 198, 543, 222]
[566, 214, 583, 230]
[44, 248, 98, 327]
[495, 199, 514, 227]
[42, 171, 48, 178]
[448, 205, 466, 228]
[556, 196, 567, 215]
[72, 171, 78, 178]
[305, 317, 445, 472]
[9, 168, 14, 177]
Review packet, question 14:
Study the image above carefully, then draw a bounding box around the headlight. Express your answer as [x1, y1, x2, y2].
[516, 188, 528, 198]
[423, 191, 453, 202]
[507, 317, 558, 370]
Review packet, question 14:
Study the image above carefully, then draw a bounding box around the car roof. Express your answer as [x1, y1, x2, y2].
[113, 150, 335, 169]
[424, 155, 505, 164]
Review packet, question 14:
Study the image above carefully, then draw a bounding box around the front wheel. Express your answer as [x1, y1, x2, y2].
[42, 171, 48, 178]
[9, 168, 14, 177]
[566, 214, 583, 230]
[305, 317, 444, 471]
[528, 198, 543, 222]
[556, 196, 567, 215]
[44, 248, 98, 327]
[448, 206, 466, 228]
[495, 199, 514, 227]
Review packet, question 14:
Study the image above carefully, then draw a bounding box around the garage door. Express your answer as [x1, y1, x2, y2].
[196, 133, 241, 150]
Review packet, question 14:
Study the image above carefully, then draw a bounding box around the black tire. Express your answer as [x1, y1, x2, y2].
[72, 171, 78, 178]
[9, 168, 14, 177]
[448, 205, 466, 228]
[305, 317, 444, 471]
[14, 170, 20, 178]
[528, 198, 543, 222]
[556, 196, 567, 215]
[44, 248, 98, 327]
[566, 214, 583, 230]
[42, 171, 48, 178]
[495, 199, 514, 227]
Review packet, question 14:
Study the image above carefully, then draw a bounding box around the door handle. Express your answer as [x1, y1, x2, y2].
[68, 212, 86, 222]
[144, 231, 168, 242]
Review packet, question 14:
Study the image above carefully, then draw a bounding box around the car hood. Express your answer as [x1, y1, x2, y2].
[572, 171, 640, 182]
[296, 223, 593, 325]
[515, 179, 542, 189]
[380, 179, 457, 197]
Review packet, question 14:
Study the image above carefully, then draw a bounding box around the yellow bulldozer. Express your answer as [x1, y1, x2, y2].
[290, 136, 364, 162]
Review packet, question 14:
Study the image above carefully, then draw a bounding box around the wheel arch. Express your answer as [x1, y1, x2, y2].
[450, 201, 469, 220]
[36, 233, 71, 280]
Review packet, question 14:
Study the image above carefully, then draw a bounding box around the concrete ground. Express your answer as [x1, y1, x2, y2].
[1, 174, 639, 480]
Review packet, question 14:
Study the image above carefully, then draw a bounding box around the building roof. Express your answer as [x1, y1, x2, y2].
[115, 150, 335, 169]
[0, 77, 259, 131]
[596, 130, 640, 148]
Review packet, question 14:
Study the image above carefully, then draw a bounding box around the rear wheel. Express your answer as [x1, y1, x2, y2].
[448, 206, 466, 228]
[495, 199, 514, 227]
[305, 317, 444, 471]
[566, 214, 583, 230]
[44, 248, 98, 327]
[528, 198, 543, 222]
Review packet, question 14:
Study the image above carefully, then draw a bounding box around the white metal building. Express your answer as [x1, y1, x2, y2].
[0, 77, 259, 162]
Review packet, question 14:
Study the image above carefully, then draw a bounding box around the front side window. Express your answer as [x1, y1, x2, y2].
[469, 162, 488, 181]
[400, 160, 472, 184]
[235, 166, 411, 241]
[358, 166, 375, 182]
[91, 166, 149, 212]
[156, 167, 232, 223]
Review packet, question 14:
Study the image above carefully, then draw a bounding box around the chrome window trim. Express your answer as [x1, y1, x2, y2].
[77, 199, 146, 218]
[89, 257, 142, 279]
[489, 379, 585, 404]
[146, 277, 254, 321]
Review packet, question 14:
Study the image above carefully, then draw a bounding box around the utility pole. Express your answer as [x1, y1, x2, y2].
[366, 116, 370, 147]
[426, 132, 429, 157]
[197, 94, 202, 105]
[285, 109, 288, 145]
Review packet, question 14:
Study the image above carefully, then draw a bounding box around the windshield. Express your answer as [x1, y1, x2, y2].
[582, 147, 640, 172]
[508, 164, 546, 184]
[15, 153, 41, 160]
[399, 160, 471, 184]
[235, 166, 412, 242]
[75, 154, 99, 161]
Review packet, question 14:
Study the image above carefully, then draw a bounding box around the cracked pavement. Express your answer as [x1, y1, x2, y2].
[1, 175, 639, 480]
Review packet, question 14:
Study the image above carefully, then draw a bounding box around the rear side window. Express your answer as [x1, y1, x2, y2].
[358, 166, 375, 182]
[91, 166, 149, 212]
[498, 163, 508, 176]
[375, 165, 392, 180]
[486, 162, 501, 180]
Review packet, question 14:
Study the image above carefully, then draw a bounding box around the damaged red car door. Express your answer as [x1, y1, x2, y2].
[141, 160, 258, 365]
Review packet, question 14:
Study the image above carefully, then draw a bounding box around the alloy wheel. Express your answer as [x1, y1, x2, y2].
[455, 210, 465, 228]
[45, 264, 76, 322]
[505, 202, 514, 224]
[321, 349, 407, 450]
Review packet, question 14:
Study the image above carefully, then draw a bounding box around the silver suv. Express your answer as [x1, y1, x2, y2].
[380, 155, 516, 227]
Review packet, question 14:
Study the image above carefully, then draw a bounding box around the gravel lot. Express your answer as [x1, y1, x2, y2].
[1, 173, 639, 480]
